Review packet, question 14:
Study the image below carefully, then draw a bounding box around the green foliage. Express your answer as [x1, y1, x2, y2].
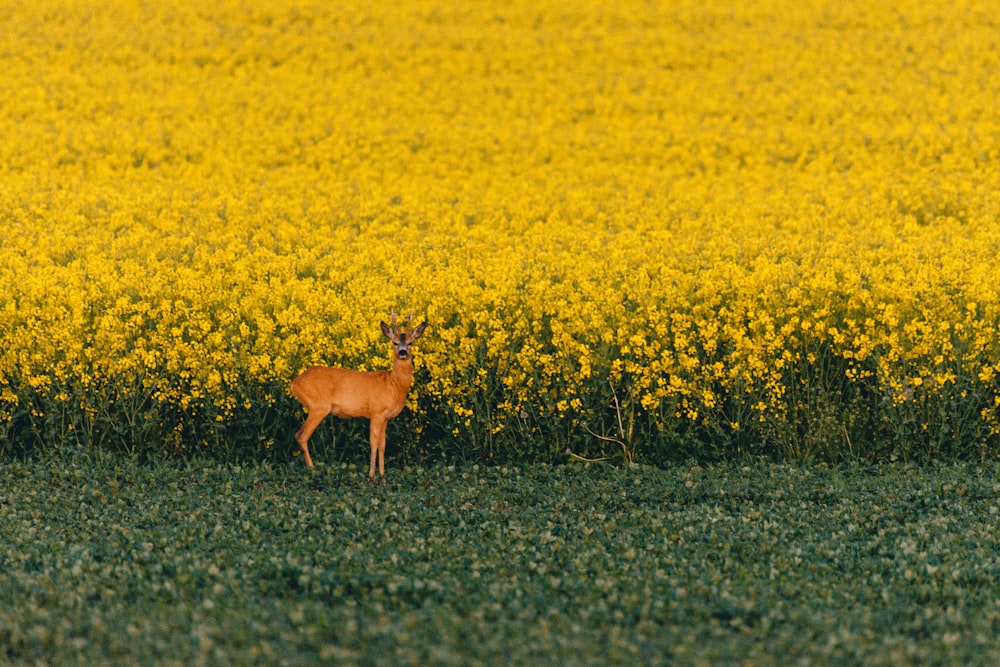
[2, 455, 1000, 664]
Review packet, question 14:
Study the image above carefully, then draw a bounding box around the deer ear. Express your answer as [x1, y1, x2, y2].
[380, 322, 394, 339]
[411, 321, 428, 340]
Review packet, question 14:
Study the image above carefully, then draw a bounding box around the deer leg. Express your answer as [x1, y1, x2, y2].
[367, 419, 378, 480]
[294, 409, 328, 468]
[369, 418, 387, 481]
[378, 429, 387, 479]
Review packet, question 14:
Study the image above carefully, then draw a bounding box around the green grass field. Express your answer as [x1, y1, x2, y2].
[2, 454, 999, 665]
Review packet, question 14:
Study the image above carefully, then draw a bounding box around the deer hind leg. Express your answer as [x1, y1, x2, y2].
[294, 408, 329, 468]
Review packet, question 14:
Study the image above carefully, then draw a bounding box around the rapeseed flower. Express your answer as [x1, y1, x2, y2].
[2, 0, 999, 461]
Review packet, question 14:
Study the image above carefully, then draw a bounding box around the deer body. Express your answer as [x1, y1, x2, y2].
[289, 313, 427, 480]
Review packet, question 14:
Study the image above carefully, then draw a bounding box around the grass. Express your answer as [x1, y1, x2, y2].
[2, 452, 1000, 665]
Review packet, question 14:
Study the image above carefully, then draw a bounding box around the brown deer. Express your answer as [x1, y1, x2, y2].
[289, 310, 427, 480]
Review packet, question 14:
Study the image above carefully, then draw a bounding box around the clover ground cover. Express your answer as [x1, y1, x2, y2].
[2, 456, 999, 665]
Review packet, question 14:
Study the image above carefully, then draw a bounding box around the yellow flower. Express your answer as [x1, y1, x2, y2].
[0, 0, 998, 456]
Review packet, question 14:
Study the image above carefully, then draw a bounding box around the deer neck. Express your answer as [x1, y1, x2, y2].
[389, 356, 414, 392]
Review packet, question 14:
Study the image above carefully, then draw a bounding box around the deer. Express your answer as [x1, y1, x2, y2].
[289, 310, 427, 481]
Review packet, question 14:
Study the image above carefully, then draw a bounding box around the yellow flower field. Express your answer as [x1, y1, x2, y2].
[2, 0, 1000, 463]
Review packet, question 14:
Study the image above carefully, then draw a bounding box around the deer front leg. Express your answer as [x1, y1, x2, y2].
[369, 418, 387, 482]
[377, 429, 387, 479]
